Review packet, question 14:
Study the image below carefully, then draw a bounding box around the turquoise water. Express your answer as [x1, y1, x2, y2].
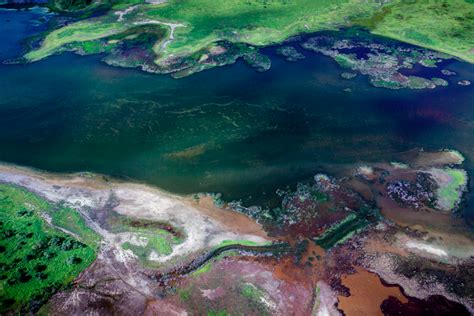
[1, 9, 474, 216]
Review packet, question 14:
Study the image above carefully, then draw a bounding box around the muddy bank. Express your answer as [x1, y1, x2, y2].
[0, 163, 271, 265]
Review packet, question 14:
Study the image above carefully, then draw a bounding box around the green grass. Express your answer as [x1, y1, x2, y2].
[177, 288, 191, 301]
[207, 310, 228, 316]
[239, 282, 270, 313]
[436, 168, 468, 211]
[24, 19, 129, 61]
[0, 184, 99, 314]
[369, 0, 474, 63]
[145, 0, 372, 62]
[24, 0, 474, 68]
[121, 234, 174, 260]
[48, 205, 100, 247]
[190, 250, 241, 277]
[190, 260, 212, 277]
[24, 0, 378, 63]
[240, 282, 264, 300]
[215, 239, 271, 248]
[108, 214, 183, 266]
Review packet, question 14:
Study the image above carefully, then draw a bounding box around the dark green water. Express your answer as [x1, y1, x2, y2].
[1, 9, 474, 217]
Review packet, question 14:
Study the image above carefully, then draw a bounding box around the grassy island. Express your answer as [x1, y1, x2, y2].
[23, 0, 474, 69]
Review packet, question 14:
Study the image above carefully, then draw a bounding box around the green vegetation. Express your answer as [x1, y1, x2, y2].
[207, 310, 228, 316]
[215, 239, 271, 248]
[368, 0, 474, 63]
[239, 282, 271, 314]
[49, 0, 93, 11]
[241, 282, 264, 299]
[24, 0, 474, 69]
[108, 214, 183, 266]
[22, 0, 378, 64]
[177, 288, 191, 301]
[25, 19, 129, 61]
[144, 0, 372, 64]
[190, 250, 241, 277]
[313, 213, 369, 249]
[435, 168, 468, 211]
[190, 261, 212, 277]
[0, 184, 99, 314]
[49, 204, 100, 246]
[121, 234, 174, 260]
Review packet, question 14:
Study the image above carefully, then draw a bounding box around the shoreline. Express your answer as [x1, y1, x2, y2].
[0, 162, 272, 265]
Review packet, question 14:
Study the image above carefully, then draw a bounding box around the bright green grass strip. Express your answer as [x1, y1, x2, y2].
[0, 184, 99, 313]
[190, 250, 240, 277]
[190, 261, 212, 277]
[215, 239, 271, 248]
[207, 311, 228, 316]
[24, 19, 129, 61]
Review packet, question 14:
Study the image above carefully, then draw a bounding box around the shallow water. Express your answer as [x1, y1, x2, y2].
[1, 9, 474, 220]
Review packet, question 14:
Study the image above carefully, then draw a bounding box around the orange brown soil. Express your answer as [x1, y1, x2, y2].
[273, 242, 325, 285]
[144, 300, 187, 316]
[273, 257, 315, 285]
[186, 195, 271, 239]
[364, 237, 409, 257]
[302, 242, 325, 263]
[338, 267, 408, 316]
[342, 178, 374, 201]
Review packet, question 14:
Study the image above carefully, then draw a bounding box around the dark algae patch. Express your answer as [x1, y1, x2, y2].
[382, 295, 470, 316]
[0, 184, 99, 314]
[301, 28, 453, 90]
[230, 174, 378, 248]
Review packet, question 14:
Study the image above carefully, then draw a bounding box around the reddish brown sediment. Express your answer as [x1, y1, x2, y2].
[338, 267, 408, 316]
[186, 195, 271, 240]
[342, 178, 374, 201]
[364, 236, 409, 257]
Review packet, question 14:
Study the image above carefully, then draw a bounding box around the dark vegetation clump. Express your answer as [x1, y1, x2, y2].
[381, 294, 470, 316]
[49, 0, 92, 11]
[294, 239, 309, 264]
[394, 255, 474, 300]
[230, 174, 377, 250]
[386, 172, 437, 209]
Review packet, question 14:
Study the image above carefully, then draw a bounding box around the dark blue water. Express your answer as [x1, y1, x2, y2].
[1, 9, 474, 222]
[0, 7, 51, 59]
